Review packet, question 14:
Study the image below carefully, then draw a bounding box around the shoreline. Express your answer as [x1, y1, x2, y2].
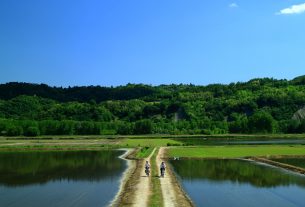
[166, 161, 195, 206]
[110, 149, 305, 207]
[109, 148, 136, 207]
[157, 147, 194, 207]
[249, 157, 305, 176]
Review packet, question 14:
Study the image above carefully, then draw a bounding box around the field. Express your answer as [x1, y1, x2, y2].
[168, 145, 305, 158]
[0, 135, 305, 206]
[120, 138, 182, 147]
[1, 136, 305, 159]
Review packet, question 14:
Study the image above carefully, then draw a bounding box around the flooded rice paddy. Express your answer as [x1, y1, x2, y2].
[0, 150, 127, 207]
[170, 159, 305, 207]
[270, 157, 305, 169]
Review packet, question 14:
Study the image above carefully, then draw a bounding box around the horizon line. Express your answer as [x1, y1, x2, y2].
[0, 75, 303, 89]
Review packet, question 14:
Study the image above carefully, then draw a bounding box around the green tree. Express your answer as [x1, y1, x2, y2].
[134, 120, 153, 134]
[117, 122, 134, 135]
[6, 124, 23, 136]
[248, 111, 277, 133]
[24, 126, 40, 137]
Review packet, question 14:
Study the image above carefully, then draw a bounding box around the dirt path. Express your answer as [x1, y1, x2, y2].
[132, 148, 156, 207]
[115, 147, 193, 207]
[156, 147, 193, 207]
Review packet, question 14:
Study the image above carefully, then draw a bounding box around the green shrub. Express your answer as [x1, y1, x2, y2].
[6, 125, 23, 136]
[24, 126, 40, 137]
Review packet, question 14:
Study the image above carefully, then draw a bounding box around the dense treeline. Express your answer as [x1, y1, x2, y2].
[0, 82, 158, 102]
[1, 75, 305, 136]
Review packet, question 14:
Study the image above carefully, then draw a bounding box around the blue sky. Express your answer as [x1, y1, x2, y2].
[0, 0, 305, 86]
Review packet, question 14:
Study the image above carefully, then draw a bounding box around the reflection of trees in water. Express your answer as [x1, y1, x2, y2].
[0, 150, 125, 186]
[271, 158, 305, 169]
[170, 159, 305, 188]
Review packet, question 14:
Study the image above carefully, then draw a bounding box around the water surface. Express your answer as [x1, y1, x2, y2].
[170, 159, 305, 207]
[270, 157, 305, 169]
[0, 150, 127, 207]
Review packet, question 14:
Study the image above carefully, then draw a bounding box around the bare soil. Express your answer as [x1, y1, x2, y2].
[156, 147, 193, 207]
[113, 148, 156, 207]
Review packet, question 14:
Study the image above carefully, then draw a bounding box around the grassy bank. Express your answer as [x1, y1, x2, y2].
[148, 148, 163, 207]
[0, 145, 117, 152]
[168, 145, 305, 158]
[2, 134, 305, 140]
[0, 138, 181, 151]
[2, 135, 305, 154]
[135, 147, 154, 158]
[0, 138, 121, 151]
[121, 138, 182, 147]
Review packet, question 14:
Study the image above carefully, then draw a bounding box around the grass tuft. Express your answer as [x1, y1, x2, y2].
[136, 147, 154, 158]
[148, 148, 163, 207]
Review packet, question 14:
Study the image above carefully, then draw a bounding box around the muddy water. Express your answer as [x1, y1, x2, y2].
[0, 150, 127, 207]
[170, 159, 305, 207]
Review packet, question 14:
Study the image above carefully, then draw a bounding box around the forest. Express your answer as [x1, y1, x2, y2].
[1, 75, 305, 136]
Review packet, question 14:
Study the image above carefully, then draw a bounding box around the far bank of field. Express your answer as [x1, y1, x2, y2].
[168, 145, 305, 158]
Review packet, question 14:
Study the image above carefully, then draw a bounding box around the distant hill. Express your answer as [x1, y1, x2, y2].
[0, 75, 305, 136]
[0, 76, 304, 102]
[0, 82, 158, 102]
[291, 75, 305, 85]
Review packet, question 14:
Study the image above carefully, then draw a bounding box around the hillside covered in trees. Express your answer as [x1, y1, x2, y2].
[1, 75, 305, 136]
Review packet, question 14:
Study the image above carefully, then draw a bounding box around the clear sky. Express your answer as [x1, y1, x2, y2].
[1, 0, 305, 87]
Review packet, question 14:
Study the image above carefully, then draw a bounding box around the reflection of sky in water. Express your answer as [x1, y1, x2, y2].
[183, 180, 305, 207]
[172, 160, 305, 207]
[0, 151, 127, 207]
[0, 179, 121, 207]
